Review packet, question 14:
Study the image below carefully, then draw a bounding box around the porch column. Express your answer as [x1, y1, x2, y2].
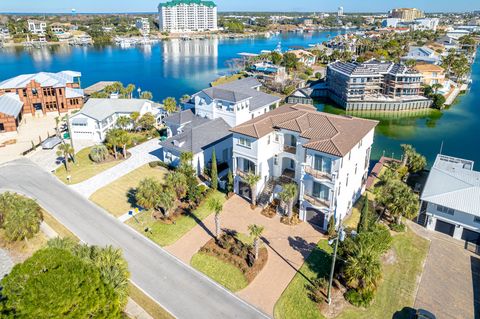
[453, 225, 463, 240]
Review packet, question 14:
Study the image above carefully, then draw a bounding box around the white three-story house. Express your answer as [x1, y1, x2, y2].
[230, 104, 378, 229]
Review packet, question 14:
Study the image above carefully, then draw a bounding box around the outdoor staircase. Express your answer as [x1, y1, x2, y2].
[257, 178, 276, 208]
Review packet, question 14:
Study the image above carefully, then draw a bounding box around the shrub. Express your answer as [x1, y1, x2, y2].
[345, 289, 375, 307]
[89, 145, 109, 163]
[308, 277, 328, 303]
[389, 223, 406, 232]
[230, 245, 242, 256]
[315, 72, 322, 79]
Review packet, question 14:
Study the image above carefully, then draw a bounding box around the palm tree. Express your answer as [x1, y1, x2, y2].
[89, 145, 109, 163]
[248, 224, 265, 260]
[116, 116, 132, 131]
[116, 130, 131, 159]
[279, 183, 298, 218]
[140, 91, 153, 100]
[124, 83, 136, 99]
[431, 83, 443, 94]
[3, 200, 43, 242]
[180, 94, 191, 104]
[244, 172, 261, 207]
[130, 112, 140, 130]
[344, 243, 382, 292]
[208, 197, 224, 239]
[157, 186, 176, 218]
[165, 171, 188, 201]
[56, 143, 75, 171]
[163, 97, 178, 114]
[135, 177, 162, 211]
[106, 129, 123, 159]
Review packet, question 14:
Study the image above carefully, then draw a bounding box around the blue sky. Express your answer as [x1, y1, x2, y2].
[0, 0, 476, 13]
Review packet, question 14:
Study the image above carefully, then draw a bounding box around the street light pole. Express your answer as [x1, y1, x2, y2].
[327, 216, 343, 305]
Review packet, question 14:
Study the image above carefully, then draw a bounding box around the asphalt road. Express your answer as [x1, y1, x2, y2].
[0, 159, 269, 319]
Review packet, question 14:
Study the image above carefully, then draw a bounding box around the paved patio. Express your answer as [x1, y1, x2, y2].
[413, 223, 480, 319]
[165, 195, 324, 316]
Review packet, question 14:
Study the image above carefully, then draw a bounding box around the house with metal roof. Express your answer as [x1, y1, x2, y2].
[420, 154, 480, 242]
[186, 77, 281, 127]
[161, 117, 233, 176]
[401, 46, 441, 65]
[230, 103, 378, 230]
[69, 98, 163, 143]
[0, 94, 24, 133]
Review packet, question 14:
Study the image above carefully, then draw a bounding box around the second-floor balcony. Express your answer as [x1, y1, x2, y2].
[283, 145, 296, 154]
[304, 165, 333, 181]
[304, 193, 330, 209]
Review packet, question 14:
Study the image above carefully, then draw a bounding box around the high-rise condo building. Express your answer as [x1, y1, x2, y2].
[158, 0, 218, 33]
[390, 8, 424, 21]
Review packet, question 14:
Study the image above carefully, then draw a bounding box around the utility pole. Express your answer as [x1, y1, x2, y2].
[327, 216, 343, 305]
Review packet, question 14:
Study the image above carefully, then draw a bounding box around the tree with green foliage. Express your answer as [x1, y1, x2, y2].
[165, 171, 188, 201]
[343, 242, 382, 293]
[357, 198, 371, 233]
[248, 224, 265, 260]
[130, 111, 140, 129]
[138, 113, 156, 131]
[279, 183, 298, 218]
[89, 144, 109, 163]
[56, 143, 75, 171]
[432, 93, 446, 109]
[327, 215, 336, 237]
[106, 128, 123, 159]
[226, 170, 234, 194]
[140, 91, 153, 100]
[210, 149, 218, 190]
[116, 116, 132, 130]
[270, 51, 283, 65]
[244, 172, 261, 207]
[0, 192, 43, 242]
[0, 248, 122, 318]
[282, 52, 299, 71]
[163, 97, 178, 114]
[116, 130, 131, 159]
[375, 178, 419, 225]
[208, 197, 224, 239]
[180, 94, 191, 104]
[178, 151, 198, 198]
[401, 144, 427, 173]
[157, 185, 176, 218]
[135, 177, 163, 211]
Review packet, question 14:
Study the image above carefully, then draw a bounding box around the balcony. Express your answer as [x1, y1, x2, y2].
[304, 194, 330, 209]
[283, 145, 297, 154]
[304, 165, 333, 181]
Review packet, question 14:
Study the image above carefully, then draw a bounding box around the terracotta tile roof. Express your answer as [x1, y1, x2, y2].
[231, 104, 378, 157]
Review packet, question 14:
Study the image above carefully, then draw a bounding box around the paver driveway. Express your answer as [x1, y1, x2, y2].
[165, 195, 325, 316]
[414, 229, 480, 319]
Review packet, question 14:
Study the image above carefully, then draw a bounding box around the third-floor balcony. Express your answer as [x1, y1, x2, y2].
[304, 165, 333, 181]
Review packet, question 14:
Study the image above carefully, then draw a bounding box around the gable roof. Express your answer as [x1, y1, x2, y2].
[163, 109, 196, 125]
[421, 154, 480, 216]
[0, 71, 81, 89]
[0, 93, 23, 117]
[71, 98, 151, 122]
[231, 104, 378, 157]
[161, 118, 231, 154]
[202, 87, 251, 103]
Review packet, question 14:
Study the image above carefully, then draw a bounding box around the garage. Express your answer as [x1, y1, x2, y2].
[461, 228, 480, 244]
[305, 208, 325, 229]
[435, 219, 455, 236]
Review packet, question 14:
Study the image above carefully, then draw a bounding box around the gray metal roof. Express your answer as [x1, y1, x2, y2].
[0, 93, 23, 117]
[421, 154, 480, 216]
[161, 117, 232, 154]
[0, 71, 81, 89]
[72, 98, 151, 122]
[163, 109, 196, 125]
[215, 77, 262, 91]
[202, 87, 251, 103]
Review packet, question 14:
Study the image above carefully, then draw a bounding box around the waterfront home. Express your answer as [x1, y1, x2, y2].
[288, 50, 316, 67]
[413, 64, 446, 87]
[186, 77, 281, 127]
[161, 117, 232, 176]
[401, 46, 441, 65]
[69, 98, 162, 142]
[420, 154, 480, 243]
[326, 60, 432, 111]
[230, 103, 378, 229]
[0, 94, 23, 133]
[27, 20, 47, 35]
[135, 18, 150, 35]
[158, 0, 218, 33]
[163, 109, 210, 137]
[250, 62, 288, 83]
[0, 71, 84, 132]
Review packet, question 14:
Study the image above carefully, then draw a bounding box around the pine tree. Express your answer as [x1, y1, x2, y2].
[211, 149, 218, 190]
[327, 215, 336, 237]
[357, 198, 370, 233]
[226, 170, 234, 194]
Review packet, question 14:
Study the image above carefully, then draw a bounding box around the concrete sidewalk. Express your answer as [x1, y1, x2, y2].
[165, 195, 324, 316]
[70, 139, 163, 198]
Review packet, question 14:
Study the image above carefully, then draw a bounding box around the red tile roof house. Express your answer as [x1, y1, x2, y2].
[230, 103, 378, 230]
[0, 71, 84, 133]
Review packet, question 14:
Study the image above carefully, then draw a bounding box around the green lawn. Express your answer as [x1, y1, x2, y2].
[126, 190, 226, 246]
[55, 146, 123, 184]
[274, 228, 429, 319]
[211, 73, 246, 86]
[190, 252, 248, 292]
[90, 164, 167, 217]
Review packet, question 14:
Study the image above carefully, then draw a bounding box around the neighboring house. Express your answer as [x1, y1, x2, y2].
[135, 18, 150, 35]
[27, 20, 47, 35]
[401, 46, 441, 65]
[326, 60, 431, 111]
[420, 154, 480, 243]
[161, 117, 233, 176]
[187, 77, 281, 127]
[0, 71, 84, 131]
[230, 104, 378, 230]
[69, 98, 161, 142]
[250, 62, 288, 83]
[436, 35, 460, 52]
[163, 109, 210, 137]
[158, 0, 218, 33]
[413, 64, 446, 87]
[289, 49, 316, 67]
[0, 94, 23, 133]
